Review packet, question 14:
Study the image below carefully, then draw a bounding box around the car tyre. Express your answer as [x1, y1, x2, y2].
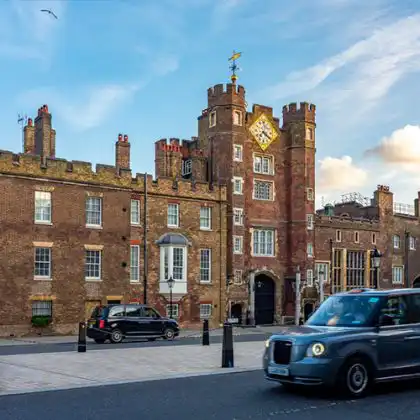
[162, 328, 175, 340]
[338, 356, 373, 398]
[110, 329, 123, 344]
[94, 339, 105, 344]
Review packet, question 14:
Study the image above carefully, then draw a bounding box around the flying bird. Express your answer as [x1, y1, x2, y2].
[40, 9, 58, 19]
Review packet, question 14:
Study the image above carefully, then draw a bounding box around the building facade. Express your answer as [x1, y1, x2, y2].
[1, 81, 420, 336]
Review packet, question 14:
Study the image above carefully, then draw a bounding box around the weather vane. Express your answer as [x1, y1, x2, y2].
[228, 50, 242, 83]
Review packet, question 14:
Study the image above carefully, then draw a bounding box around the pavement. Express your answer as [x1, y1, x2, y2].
[1, 370, 419, 420]
[0, 341, 263, 396]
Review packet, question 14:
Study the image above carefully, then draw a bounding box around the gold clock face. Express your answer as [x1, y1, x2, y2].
[249, 114, 278, 151]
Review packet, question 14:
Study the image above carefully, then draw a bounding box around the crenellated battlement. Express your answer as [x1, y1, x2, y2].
[207, 83, 246, 108]
[0, 150, 225, 199]
[155, 138, 183, 153]
[282, 102, 316, 125]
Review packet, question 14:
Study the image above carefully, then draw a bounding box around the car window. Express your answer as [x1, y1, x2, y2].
[380, 296, 409, 325]
[109, 306, 125, 317]
[144, 307, 159, 318]
[91, 306, 105, 318]
[125, 306, 143, 317]
[407, 294, 420, 324]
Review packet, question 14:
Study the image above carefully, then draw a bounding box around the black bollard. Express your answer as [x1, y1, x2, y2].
[221, 321, 234, 368]
[77, 321, 87, 353]
[202, 319, 210, 346]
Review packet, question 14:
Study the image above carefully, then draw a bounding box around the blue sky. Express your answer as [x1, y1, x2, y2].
[1, 0, 420, 206]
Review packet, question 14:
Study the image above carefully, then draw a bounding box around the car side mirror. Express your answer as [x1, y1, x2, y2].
[379, 314, 394, 326]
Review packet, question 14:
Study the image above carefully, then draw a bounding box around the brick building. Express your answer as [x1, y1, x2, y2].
[1, 79, 420, 336]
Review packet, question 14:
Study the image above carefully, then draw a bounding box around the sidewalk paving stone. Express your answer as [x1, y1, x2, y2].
[0, 341, 265, 396]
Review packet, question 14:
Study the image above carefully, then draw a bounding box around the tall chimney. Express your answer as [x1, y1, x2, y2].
[115, 133, 131, 172]
[23, 118, 35, 153]
[34, 105, 56, 158]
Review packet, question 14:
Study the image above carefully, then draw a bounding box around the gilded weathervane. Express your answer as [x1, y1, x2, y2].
[228, 50, 242, 83]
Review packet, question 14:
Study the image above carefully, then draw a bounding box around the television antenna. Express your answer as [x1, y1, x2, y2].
[17, 113, 28, 152]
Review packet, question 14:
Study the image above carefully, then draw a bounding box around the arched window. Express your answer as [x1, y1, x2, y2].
[156, 233, 191, 294]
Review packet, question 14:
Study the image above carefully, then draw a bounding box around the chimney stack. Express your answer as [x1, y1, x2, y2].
[34, 105, 56, 158]
[23, 118, 35, 154]
[115, 133, 131, 172]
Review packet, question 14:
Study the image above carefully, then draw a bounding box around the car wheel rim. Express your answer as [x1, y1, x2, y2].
[112, 331, 121, 341]
[166, 330, 173, 339]
[346, 363, 368, 394]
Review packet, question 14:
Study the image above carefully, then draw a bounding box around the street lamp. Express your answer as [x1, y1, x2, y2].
[293, 266, 302, 326]
[167, 276, 175, 318]
[371, 248, 382, 289]
[316, 268, 325, 304]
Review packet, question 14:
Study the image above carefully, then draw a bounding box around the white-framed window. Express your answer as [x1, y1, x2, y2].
[306, 188, 314, 201]
[209, 111, 216, 127]
[253, 180, 273, 200]
[86, 196, 102, 227]
[233, 177, 243, 195]
[160, 246, 187, 294]
[200, 249, 211, 283]
[354, 231, 359, 243]
[253, 155, 273, 175]
[200, 304, 212, 319]
[233, 269, 243, 285]
[233, 236, 243, 254]
[233, 144, 243, 161]
[372, 233, 376, 245]
[306, 269, 314, 287]
[233, 110, 242, 126]
[409, 236, 416, 250]
[200, 207, 211, 230]
[336, 230, 342, 242]
[167, 203, 179, 227]
[182, 159, 192, 176]
[392, 266, 404, 284]
[393, 234, 400, 249]
[306, 127, 314, 140]
[315, 262, 330, 284]
[85, 250, 101, 280]
[131, 199, 140, 225]
[34, 247, 51, 279]
[307, 214, 314, 230]
[34, 191, 52, 224]
[252, 229, 274, 257]
[32, 300, 52, 317]
[307, 243, 313, 258]
[233, 208, 244, 226]
[166, 304, 179, 319]
[130, 245, 140, 282]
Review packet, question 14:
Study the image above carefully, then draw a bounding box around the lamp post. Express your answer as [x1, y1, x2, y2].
[167, 276, 175, 318]
[371, 248, 382, 289]
[316, 268, 325, 305]
[294, 266, 302, 326]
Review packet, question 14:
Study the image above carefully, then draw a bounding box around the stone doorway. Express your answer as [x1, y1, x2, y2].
[254, 274, 275, 325]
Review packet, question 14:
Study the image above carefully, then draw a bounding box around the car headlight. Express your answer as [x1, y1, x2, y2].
[265, 339, 271, 348]
[306, 342, 326, 357]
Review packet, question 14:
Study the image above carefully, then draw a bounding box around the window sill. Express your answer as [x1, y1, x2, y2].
[167, 224, 180, 229]
[200, 227, 212, 231]
[252, 197, 274, 201]
[86, 224, 102, 230]
[34, 276, 52, 281]
[233, 251, 243, 255]
[233, 192, 243, 196]
[130, 280, 141, 284]
[34, 221, 53, 226]
[131, 223, 141, 226]
[199, 281, 212, 285]
[252, 254, 275, 258]
[85, 278, 102, 282]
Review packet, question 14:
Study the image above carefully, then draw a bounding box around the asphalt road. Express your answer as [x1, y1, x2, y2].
[1, 370, 420, 419]
[0, 332, 271, 356]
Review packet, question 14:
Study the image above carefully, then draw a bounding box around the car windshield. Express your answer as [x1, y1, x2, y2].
[306, 294, 383, 327]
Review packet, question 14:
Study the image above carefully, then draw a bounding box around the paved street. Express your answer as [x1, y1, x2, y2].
[1, 370, 419, 420]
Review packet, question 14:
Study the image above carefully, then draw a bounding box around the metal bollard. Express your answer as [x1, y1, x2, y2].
[77, 321, 87, 353]
[202, 319, 210, 346]
[221, 321, 234, 368]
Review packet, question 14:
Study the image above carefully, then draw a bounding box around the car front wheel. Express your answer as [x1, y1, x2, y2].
[162, 328, 175, 340]
[110, 329, 124, 344]
[338, 357, 372, 398]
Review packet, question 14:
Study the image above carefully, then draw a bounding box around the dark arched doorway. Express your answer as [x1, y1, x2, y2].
[254, 274, 275, 325]
[230, 303, 243, 325]
[304, 302, 314, 321]
[413, 277, 420, 288]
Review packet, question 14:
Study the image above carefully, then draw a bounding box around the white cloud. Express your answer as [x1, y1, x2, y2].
[317, 156, 368, 192]
[261, 14, 420, 113]
[150, 55, 180, 76]
[17, 83, 142, 131]
[366, 125, 420, 171]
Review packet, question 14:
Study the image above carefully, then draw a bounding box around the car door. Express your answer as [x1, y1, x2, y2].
[405, 293, 420, 373]
[124, 305, 144, 336]
[376, 295, 415, 378]
[144, 307, 165, 335]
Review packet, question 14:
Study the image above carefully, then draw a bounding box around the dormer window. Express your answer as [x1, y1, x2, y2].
[209, 111, 217, 128]
[233, 110, 242, 126]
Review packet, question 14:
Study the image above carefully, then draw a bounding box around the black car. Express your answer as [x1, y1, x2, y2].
[87, 304, 180, 344]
